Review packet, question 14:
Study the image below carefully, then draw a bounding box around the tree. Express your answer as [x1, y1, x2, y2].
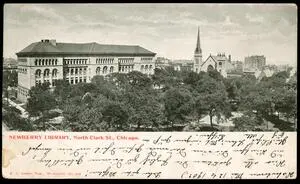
[194, 74, 231, 128]
[102, 103, 129, 130]
[232, 112, 264, 131]
[26, 83, 56, 117]
[127, 71, 152, 89]
[53, 79, 71, 106]
[163, 87, 193, 128]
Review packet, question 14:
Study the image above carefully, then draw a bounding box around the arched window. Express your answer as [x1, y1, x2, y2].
[71, 68, 74, 75]
[141, 65, 144, 71]
[109, 66, 114, 73]
[39, 59, 41, 66]
[52, 60, 54, 65]
[103, 66, 108, 74]
[75, 68, 78, 75]
[35, 59, 37, 66]
[42, 59, 45, 66]
[52, 69, 58, 77]
[207, 65, 214, 72]
[45, 59, 48, 65]
[149, 65, 152, 70]
[96, 67, 101, 75]
[35, 69, 41, 78]
[145, 65, 148, 72]
[44, 69, 50, 78]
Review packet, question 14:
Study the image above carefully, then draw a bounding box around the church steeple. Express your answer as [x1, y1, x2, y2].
[195, 26, 202, 54]
[194, 26, 202, 73]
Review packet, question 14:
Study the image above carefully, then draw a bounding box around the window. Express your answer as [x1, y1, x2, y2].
[44, 69, 50, 78]
[75, 68, 78, 75]
[96, 67, 101, 75]
[35, 59, 38, 66]
[52, 69, 58, 77]
[141, 65, 144, 71]
[109, 65, 114, 73]
[103, 66, 108, 74]
[42, 59, 45, 65]
[71, 68, 74, 75]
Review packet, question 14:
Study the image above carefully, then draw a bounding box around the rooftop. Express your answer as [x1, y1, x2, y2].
[16, 39, 156, 56]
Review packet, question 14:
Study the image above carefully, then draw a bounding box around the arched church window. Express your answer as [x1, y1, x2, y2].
[207, 65, 214, 72]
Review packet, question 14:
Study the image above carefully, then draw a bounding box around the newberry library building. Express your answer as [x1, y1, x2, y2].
[16, 39, 156, 102]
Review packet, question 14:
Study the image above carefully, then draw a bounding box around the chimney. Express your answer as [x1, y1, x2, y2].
[50, 39, 56, 46]
[228, 55, 231, 62]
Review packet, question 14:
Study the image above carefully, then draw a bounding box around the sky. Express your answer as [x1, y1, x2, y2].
[3, 3, 297, 66]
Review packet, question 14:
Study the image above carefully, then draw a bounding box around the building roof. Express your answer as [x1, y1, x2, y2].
[16, 40, 156, 56]
[211, 55, 228, 62]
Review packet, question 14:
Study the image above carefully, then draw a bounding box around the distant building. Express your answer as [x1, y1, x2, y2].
[3, 58, 18, 73]
[244, 55, 266, 71]
[202, 53, 234, 78]
[16, 39, 156, 102]
[172, 59, 194, 71]
[155, 57, 172, 69]
[192, 27, 235, 77]
[230, 60, 243, 72]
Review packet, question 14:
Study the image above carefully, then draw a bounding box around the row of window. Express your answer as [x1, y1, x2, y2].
[18, 67, 28, 74]
[119, 65, 134, 72]
[140, 65, 153, 71]
[18, 87, 28, 97]
[118, 58, 134, 64]
[65, 67, 87, 75]
[96, 58, 114, 64]
[18, 58, 27, 63]
[35, 69, 58, 78]
[96, 66, 114, 75]
[66, 77, 87, 84]
[35, 79, 58, 86]
[64, 59, 88, 65]
[35, 58, 58, 66]
[141, 57, 152, 61]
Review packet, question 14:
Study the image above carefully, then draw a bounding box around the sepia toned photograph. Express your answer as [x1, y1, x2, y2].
[3, 3, 297, 132]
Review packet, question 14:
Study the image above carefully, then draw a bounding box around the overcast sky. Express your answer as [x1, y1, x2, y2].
[3, 3, 297, 66]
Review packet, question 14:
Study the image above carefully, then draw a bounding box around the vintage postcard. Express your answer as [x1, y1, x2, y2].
[2, 3, 297, 179]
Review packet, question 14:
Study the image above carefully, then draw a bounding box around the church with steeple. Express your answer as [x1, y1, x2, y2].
[193, 27, 234, 77]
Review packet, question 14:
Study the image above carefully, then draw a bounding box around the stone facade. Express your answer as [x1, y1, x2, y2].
[16, 39, 156, 102]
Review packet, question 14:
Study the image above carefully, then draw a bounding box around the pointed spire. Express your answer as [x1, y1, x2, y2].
[195, 26, 201, 54]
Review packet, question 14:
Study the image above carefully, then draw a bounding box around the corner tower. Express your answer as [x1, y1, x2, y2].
[194, 27, 202, 73]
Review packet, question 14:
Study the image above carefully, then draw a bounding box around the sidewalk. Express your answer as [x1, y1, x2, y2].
[3, 98, 28, 118]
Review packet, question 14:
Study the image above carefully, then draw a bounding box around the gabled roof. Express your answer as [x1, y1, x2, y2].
[17, 41, 156, 56]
